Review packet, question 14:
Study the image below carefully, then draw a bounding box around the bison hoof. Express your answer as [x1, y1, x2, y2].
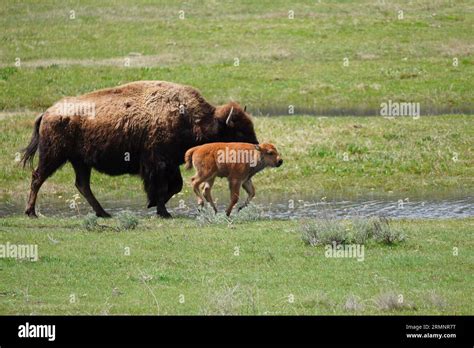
[25, 210, 38, 218]
[157, 210, 172, 218]
[96, 211, 112, 218]
[156, 207, 171, 219]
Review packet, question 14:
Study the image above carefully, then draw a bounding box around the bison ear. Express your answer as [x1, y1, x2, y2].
[225, 106, 234, 127]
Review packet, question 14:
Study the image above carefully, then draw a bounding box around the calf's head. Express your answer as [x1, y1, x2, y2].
[256, 143, 283, 167]
[214, 102, 258, 144]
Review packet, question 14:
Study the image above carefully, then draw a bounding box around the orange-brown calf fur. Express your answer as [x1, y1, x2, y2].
[185, 142, 283, 216]
[21, 81, 258, 218]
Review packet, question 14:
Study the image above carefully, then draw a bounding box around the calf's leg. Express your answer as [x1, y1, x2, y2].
[238, 179, 255, 211]
[226, 179, 242, 216]
[191, 175, 206, 208]
[202, 177, 217, 213]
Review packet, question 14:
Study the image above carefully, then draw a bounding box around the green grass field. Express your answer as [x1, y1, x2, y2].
[0, 0, 473, 316]
[0, 0, 473, 112]
[0, 216, 472, 315]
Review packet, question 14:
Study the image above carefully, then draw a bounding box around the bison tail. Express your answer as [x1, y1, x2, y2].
[21, 113, 44, 168]
[184, 147, 197, 170]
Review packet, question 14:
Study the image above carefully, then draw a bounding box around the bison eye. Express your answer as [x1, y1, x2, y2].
[267, 151, 274, 155]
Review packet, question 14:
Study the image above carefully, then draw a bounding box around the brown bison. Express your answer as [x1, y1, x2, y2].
[185, 142, 283, 216]
[21, 81, 258, 218]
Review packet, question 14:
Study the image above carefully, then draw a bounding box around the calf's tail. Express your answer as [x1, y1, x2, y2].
[21, 113, 44, 168]
[184, 146, 198, 170]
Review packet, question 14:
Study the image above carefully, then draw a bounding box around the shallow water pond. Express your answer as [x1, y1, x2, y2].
[1, 194, 472, 220]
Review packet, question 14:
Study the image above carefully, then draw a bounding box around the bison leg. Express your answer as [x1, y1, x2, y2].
[25, 153, 66, 218]
[142, 165, 172, 218]
[238, 179, 255, 211]
[155, 181, 172, 218]
[191, 176, 206, 209]
[71, 161, 111, 218]
[153, 165, 183, 218]
[25, 170, 49, 217]
[203, 177, 218, 213]
[163, 165, 183, 204]
[226, 179, 242, 217]
[143, 175, 161, 210]
[144, 166, 183, 203]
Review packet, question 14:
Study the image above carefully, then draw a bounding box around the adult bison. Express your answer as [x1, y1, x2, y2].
[21, 81, 258, 218]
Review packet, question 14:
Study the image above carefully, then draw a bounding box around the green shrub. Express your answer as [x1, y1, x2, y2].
[301, 216, 405, 246]
[301, 218, 350, 246]
[82, 213, 99, 231]
[233, 204, 263, 222]
[196, 206, 231, 226]
[117, 211, 139, 230]
[372, 217, 405, 244]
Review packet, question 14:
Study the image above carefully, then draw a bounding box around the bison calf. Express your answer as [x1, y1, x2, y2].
[185, 142, 283, 216]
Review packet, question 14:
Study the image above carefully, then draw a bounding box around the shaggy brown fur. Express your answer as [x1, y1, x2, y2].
[22, 81, 258, 218]
[185, 142, 283, 216]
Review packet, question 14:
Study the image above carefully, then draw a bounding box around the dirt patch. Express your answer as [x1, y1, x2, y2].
[439, 40, 474, 57]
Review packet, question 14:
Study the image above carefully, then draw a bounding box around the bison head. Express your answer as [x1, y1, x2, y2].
[214, 102, 258, 144]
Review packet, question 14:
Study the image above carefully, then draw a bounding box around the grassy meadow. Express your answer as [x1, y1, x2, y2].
[0, 0, 473, 112]
[0, 216, 472, 315]
[0, 0, 473, 316]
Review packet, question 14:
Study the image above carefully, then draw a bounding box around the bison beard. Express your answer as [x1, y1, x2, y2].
[21, 81, 258, 218]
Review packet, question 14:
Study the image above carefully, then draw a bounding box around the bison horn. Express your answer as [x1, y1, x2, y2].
[244, 105, 247, 112]
[225, 106, 234, 126]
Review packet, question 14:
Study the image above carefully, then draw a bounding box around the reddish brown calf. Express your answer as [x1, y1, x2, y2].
[185, 142, 283, 216]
